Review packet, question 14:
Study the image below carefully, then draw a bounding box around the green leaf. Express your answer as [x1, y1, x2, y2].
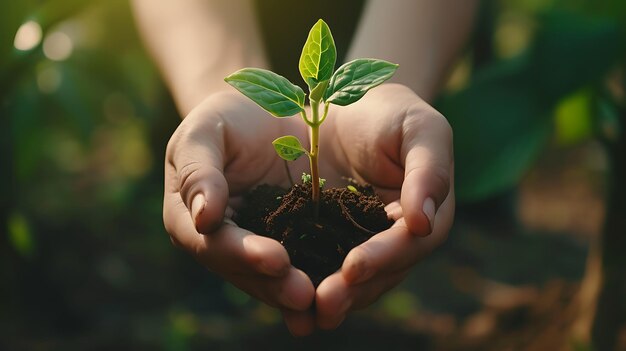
[272, 135, 308, 161]
[309, 79, 329, 102]
[301, 173, 312, 184]
[438, 56, 552, 203]
[530, 12, 621, 104]
[225, 68, 305, 117]
[324, 59, 398, 106]
[437, 11, 622, 203]
[299, 19, 336, 89]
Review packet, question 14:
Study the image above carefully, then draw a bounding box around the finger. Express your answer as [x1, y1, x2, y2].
[231, 267, 314, 311]
[166, 112, 229, 234]
[400, 108, 453, 236]
[384, 200, 403, 221]
[315, 270, 406, 329]
[163, 190, 290, 277]
[282, 309, 315, 337]
[341, 204, 452, 285]
[315, 273, 351, 330]
[164, 180, 313, 311]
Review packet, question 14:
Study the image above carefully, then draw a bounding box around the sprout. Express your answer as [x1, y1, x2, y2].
[225, 19, 397, 219]
[347, 185, 360, 195]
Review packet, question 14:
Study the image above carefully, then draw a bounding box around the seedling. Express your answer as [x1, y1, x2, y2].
[347, 185, 360, 195]
[225, 19, 398, 217]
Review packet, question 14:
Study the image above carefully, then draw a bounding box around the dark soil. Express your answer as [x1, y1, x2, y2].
[235, 182, 393, 287]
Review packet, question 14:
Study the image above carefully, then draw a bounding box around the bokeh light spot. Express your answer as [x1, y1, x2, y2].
[43, 31, 74, 61]
[495, 12, 535, 59]
[37, 65, 62, 93]
[14, 20, 42, 51]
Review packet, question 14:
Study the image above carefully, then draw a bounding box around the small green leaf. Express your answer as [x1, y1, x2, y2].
[324, 59, 398, 106]
[347, 185, 360, 194]
[299, 19, 336, 89]
[225, 68, 305, 117]
[309, 79, 329, 102]
[272, 135, 308, 161]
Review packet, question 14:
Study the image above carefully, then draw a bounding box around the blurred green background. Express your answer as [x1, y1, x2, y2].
[1, 0, 625, 350]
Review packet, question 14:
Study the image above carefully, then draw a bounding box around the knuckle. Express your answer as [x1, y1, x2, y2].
[432, 162, 451, 187]
[432, 108, 451, 129]
[430, 164, 452, 202]
[177, 162, 202, 199]
[405, 104, 453, 142]
[433, 112, 454, 147]
[345, 245, 371, 273]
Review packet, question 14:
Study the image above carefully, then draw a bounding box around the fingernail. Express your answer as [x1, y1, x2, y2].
[191, 193, 206, 230]
[422, 197, 435, 233]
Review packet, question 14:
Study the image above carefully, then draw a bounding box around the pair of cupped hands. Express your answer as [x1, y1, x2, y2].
[164, 83, 454, 336]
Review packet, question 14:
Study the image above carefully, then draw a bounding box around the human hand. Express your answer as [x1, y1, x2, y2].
[282, 84, 455, 335]
[163, 84, 453, 336]
[163, 91, 315, 314]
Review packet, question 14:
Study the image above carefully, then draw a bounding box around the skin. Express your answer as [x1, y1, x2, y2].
[133, 0, 476, 336]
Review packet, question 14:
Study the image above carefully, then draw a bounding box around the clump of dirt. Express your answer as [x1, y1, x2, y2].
[235, 182, 393, 287]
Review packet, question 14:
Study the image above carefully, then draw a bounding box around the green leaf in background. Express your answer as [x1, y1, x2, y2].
[439, 10, 623, 203]
[438, 56, 552, 203]
[224, 68, 305, 117]
[324, 59, 398, 106]
[531, 11, 621, 104]
[272, 135, 307, 161]
[299, 19, 336, 89]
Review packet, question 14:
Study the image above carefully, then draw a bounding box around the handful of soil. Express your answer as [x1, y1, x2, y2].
[235, 182, 393, 287]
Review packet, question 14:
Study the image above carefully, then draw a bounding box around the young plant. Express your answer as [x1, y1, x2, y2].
[225, 19, 398, 216]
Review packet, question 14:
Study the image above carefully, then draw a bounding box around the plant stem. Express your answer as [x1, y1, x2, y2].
[592, 111, 626, 351]
[284, 160, 294, 187]
[310, 101, 321, 219]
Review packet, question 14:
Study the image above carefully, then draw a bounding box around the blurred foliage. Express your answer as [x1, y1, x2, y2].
[7, 212, 35, 258]
[0, 0, 624, 350]
[0, 1, 239, 349]
[439, 2, 625, 202]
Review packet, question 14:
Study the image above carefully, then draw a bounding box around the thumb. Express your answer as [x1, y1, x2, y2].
[400, 111, 453, 236]
[166, 119, 229, 234]
[181, 163, 229, 234]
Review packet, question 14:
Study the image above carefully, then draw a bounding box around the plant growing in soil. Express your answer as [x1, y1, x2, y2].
[225, 19, 398, 216]
[224, 19, 398, 286]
